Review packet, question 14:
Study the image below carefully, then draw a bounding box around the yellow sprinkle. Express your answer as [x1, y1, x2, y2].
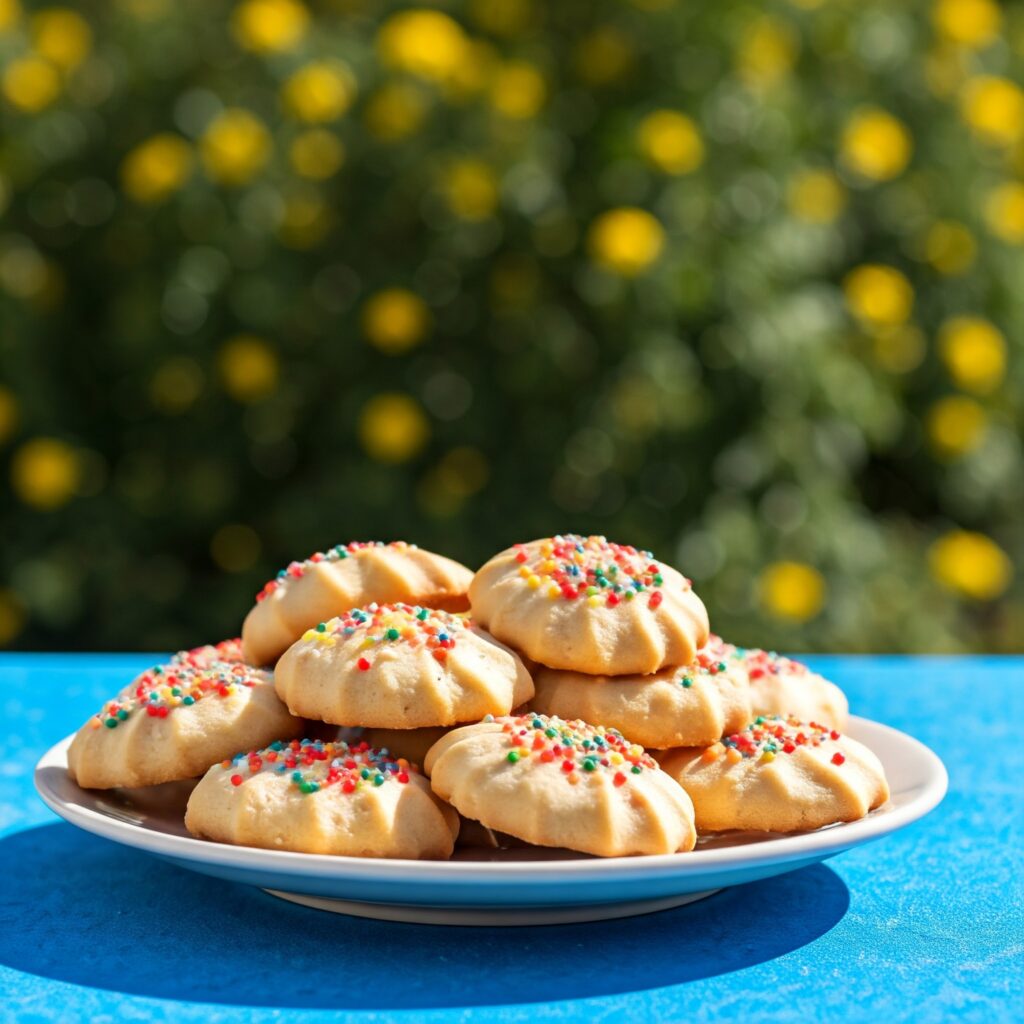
[588, 595, 601, 607]
[629, 745, 644, 759]
[302, 629, 317, 641]
[761, 751, 775, 763]
[546, 585, 560, 599]
[610, 752, 623, 765]
[526, 575, 541, 589]
[518, 565, 531, 578]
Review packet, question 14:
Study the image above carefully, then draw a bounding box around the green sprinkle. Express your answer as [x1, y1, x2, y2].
[361, 768, 370, 779]
[582, 758, 597, 772]
[373, 774, 385, 786]
[507, 751, 521, 763]
[654, 573, 663, 585]
[681, 676, 693, 688]
[416, 608, 429, 620]
[182, 696, 195, 705]
[631, 765, 642, 774]
[385, 628, 400, 641]
[117, 708, 129, 719]
[292, 771, 303, 782]
[545, 727, 557, 738]
[316, 622, 326, 632]
[104, 718, 118, 728]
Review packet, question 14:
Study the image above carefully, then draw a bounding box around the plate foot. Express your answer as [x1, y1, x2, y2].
[261, 888, 721, 926]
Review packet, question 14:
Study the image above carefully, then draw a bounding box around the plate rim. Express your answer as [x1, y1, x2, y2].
[34, 715, 947, 883]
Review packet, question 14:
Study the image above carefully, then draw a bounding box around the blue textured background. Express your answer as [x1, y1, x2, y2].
[1, 654, 1021, 1024]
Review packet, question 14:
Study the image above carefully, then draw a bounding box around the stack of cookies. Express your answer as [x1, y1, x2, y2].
[66, 533, 889, 862]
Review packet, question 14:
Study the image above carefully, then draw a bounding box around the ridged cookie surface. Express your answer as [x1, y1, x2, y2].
[425, 713, 697, 857]
[657, 715, 888, 833]
[706, 635, 849, 729]
[185, 737, 458, 858]
[529, 649, 751, 749]
[242, 541, 473, 666]
[274, 603, 534, 728]
[68, 660, 302, 789]
[469, 535, 709, 675]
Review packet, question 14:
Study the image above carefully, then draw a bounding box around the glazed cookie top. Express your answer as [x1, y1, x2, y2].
[273, 602, 534, 728]
[469, 535, 709, 675]
[700, 715, 847, 767]
[704, 634, 849, 729]
[217, 737, 416, 795]
[87, 660, 271, 731]
[242, 540, 473, 666]
[171, 637, 245, 669]
[254, 541, 418, 604]
[426, 712, 658, 787]
[297, 602, 464, 666]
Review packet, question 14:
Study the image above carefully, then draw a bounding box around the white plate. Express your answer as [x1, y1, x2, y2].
[34, 716, 946, 926]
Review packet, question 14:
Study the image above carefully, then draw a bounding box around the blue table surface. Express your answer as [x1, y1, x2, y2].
[0, 654, 1021, 1024]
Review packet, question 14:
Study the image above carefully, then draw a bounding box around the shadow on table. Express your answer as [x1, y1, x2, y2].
[0, 823, 849, 1009]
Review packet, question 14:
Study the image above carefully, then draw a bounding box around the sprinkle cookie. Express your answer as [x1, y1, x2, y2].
[171, 637, 245, 669]
[425, 713, 697, 856]
[706, 635, 849, 729]
[657, 716, 889, 833]
[185, 738, 458, 858]
[469, 536, 709, 675]
[529, 648, 752, 750]
[274, 603, 535, 728]
[242, 541, 473, 666]
[68, 660, 302, 789]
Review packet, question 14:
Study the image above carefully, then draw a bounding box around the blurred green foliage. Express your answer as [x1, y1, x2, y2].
[0, 0, 1021, 653]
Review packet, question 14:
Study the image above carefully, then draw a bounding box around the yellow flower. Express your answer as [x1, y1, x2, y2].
[573, 26, 635, 86]
[277, 190, 330, 249]
[358, 393, 430, 462]
[210, 523, 261, 572]
[231, 0, 308, 53]
[961, 76, 1024, 147]
[0, 0, 20, 32]
[417, 446, 489, 517]
[872, 326, 926, 374]
[636, 110, 704, 175]
[121, 134, 193, 203]
[443, 159, 499, 220]
[468, 0, 534, 36]
[840, 107, 913, 181]
[736, 16, 798, 88]
[588, 207, 666, 277]
[759, 561, 826, 622]
[0, 589, 25, 647]
[938, 316, 1006, 394]
[787, 169, 847, 224]
[149, 357, 204, 413]
[219, 335, 279, 401]
[31, 8, 92, 71]
[0, 385, 18, 443]
[201, 109, 271, 186]
[364, 82, 428, 141]
[282, 61, 356, 123]
[843, 264, 913, 330]
[2, 56, 61, 112]
[929, 530, 1011, 600]
[927, 396, 987, 457]
[376, 9, 468, 83]
[362, 288, 431, 354]
[924, 220, 976, 275]
[289, 129, 345, 179]
[11, 437, 80, 509]
[932, 0, 1000, 48]
[489, 61, 546, 119]
[984, 183, 1024, 243]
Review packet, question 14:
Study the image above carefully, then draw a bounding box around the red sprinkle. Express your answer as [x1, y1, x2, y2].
[357, 657, 371, 671]
[832, 752, 845, 765]
[230, 774, 243, 786]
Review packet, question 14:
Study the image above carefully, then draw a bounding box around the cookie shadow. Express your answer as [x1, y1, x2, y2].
[0, 822, 849, 1009]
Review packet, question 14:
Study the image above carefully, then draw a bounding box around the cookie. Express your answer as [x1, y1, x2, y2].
[424, 713, 697, 857]
[707, 634, 849, 729]
[171, 637, 244, 669]
[657, 715, 889, 833]
[68, 660, 302, 789]
[274, 603, 535, 728]
[185, 737, 458, 858]
[529, 648, 751, 749]
[469, 535, 709, 675]
[242, 541, 473, 666]
[360, 726, 453, 768]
